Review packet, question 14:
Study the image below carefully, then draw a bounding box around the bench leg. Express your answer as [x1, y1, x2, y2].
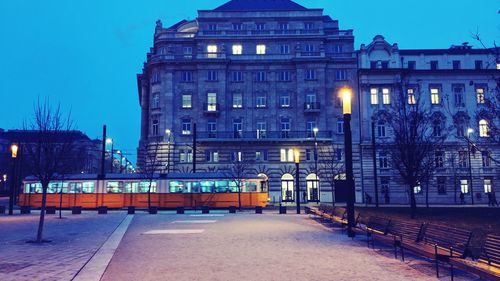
[394, 242, 398, 259]
[450, 263, 454, 281]
[401, 246, 405, 262]
[434, 245, 440, 278]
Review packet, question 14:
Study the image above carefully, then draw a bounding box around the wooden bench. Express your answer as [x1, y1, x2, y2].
[450, 233, 500, 280]
[330, 207, 347, 225]
[400, 223, 472, 278]
[356, 216, 392, 248]
[388, 219, 426, 261]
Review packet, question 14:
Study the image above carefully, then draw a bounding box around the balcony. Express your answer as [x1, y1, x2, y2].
[304, 102, 321, 113]
[203, 103, 220, 115]
[197, 130, 333, 141]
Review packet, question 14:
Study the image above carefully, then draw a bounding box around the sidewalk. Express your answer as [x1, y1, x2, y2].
[0, 211, 127, 281]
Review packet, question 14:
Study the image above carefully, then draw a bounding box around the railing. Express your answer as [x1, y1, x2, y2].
[200, 29, 325, 37]
[304, 102, 321, 112]
[197, 130, 333, 140]
[299, 52, 323, 57]
[203, 103, 220, 114]
[197, 53, 226, 59]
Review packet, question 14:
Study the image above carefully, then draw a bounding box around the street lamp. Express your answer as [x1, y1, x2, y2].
[106, 138, 114, 173]
[165, 129, 172, 173]
[313, 127, 319, 202]
[294, 149, 301, 214]
[9, 143, 19, 215]
[340, 87, 356, 237]
[466, 128, 474, 205]
[116, 150, 124, 173]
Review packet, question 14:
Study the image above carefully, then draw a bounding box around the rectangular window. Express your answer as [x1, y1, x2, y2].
[256, 71, 266, 82]
[232, 23, 242, 30]
[233, 93, 243, 108]
[452, 60, 461, 70]
[430, 60, 438, 70]
[304, 22, 314, 30]
[183, 47, 193, 56]
[460, 179, 469, 194]
[482, 151, 491, 167]
[208, 24, 217, 31]
[336, 148, 343, 161]
[207, 93, 217, 111]
[407, 88, 416, 105]
[232, 71, 243, 82]
[107, 182, 124, 194]
[337, 119, 344, 134]
[152, 93, 160, 108]
[207, 44, 217, 58]
[306, 121, 317, 138]
[435, 151, 444, 168]
[256, 95, 267, 108]
[233, 119, 242, 138]
[475, 60, 483, 70]
[207, 120, 217, 138]
[279, 23, 289, 30]
[332, 44, 342, 53]
[370, 88, 378, 105]
[280, 95, 290, 108]
[458, 151, 468, 168]
[408, 61, 416, 69]
[205, 151, 219, 162]
[180, 149, 193, 163]
[377, 122, 386, 137]
[306, 149, 313, 161]
[382, 88, 390, 104]
[304, 44, 314, 52]
[182, 119, 191, 135]
[279, 71, 290, 81]
[476, 87, 485, 104]
[256, 23, 265, 30]
[484, 179, 492, 193]
[256, 122, 267, 139]
[280, 44, 290, 54]
[231, 151, 243, 162]
[232, 44, 243, 55]
[379, 152, 389, 168]
[256, 44, 266, 55]
[151, 71, 161, 84]
[335, 70, 347, 80]
[182, 94, 192, 109]
[152, 119, 159, 136]
[305, 69, 316, 80]
[430, 87, 440, 105]
[255, 150, 268, 162]
[281, 118, 291, 138]
[207, 70, 218, 81]
[182, 71, 193, 82]
[437, 177, 446, 194]
[453, 86, 464, 106]
[280, 148, 294, 162]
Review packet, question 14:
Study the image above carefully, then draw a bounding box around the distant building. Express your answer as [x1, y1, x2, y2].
[0, 129, 102, 193]
[359, 35, 499, 205]
[137, 0, 359, 204]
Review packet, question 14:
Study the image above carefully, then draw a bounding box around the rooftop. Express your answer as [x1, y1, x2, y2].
[214, 0, 307, 11]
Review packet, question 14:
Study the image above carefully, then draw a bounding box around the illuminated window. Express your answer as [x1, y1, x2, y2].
[460, 179, 469, 194]
[256, 95, 267, 108]
[280, 149, 294, 162]
[232, 44, 243, 55]
[256, 122, 267, 139]
[280, 95, 290, 108]
[281, 174, 294, 202]
[207, 45, 217, 58]
[233, 93, 243, 108]
[484, 179, 492, 193]
[182, 119, 191, 135]
[476, 88, 485, 104]
[430, 88, 440, 105]
[207, 93, 217, 111]
[479, 119, 489, 137]
[182, 94, 192, 109]
[370, 88, 378, 105]
[205, 151, 219, 163]
[256, 44, 266, 55]
[407, 88, 416, 105]
[382, 88, 390, 104]
[414, 183, 422, 194]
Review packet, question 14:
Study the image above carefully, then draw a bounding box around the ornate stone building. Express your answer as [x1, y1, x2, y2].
[137, 0, 361, 204]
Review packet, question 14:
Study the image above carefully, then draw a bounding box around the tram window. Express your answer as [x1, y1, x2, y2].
[26, 183, 42, 194]
[82, 182, 95, 193]
[107, 182, 124, 193]
[169, 181, 185, 193]
[200, 181, 215, 193]
[124, 182, 139, 193]
[215, 180, 229, 192]
[48, 182, 68, 194]
[69, 182, 83, 193]
[228, 181, 239, 192]
[244, 182, 257, 192]
[139, 181, 157, 193]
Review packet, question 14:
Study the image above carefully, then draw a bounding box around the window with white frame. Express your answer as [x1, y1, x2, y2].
[180, 149, 193, 163]
[233, 93, 243, 108]
[460, 179, 469, 193]
[182, 119, 191, 135]
[279, 71, 290, 81]
[377, 121, 386, 137]
[484, 179, 492, 193]
[232, 44, 243, 55]
[382, 88, 390, 104]
[256, 94, 267, 108]
[256, 71, 266, 82]
[256, 122, 266, 138]
[207, 120, 217, 138]
[335, 70, 347, 80]
[337, 118, 344, 134]
[280, 44, 290, 54]
[370, 88, 378, 105]
[182, 94, 192, 109]
[304, 44, 314, 52]
[280, 95, 290, 108]
[379, 152, 389, 168]
[476, 88, 485, 104]
[182, 71, 193, 82]
[152, 119, 159, 136]
[205, 151, 219, 162]
[207, 93, 217, 111]
[256, 44, 266, 55]
[232, 23, 242, 30]
[232, 71, 243, 82]
[233, 119, 243, 138]
[231, 151, 243, 162]
[454, 86, 464, 106]
[407, 88, 416, 105]
[430, 87, 440, 105]
[151, 71, 161, 83]
[152, 93, 160, 108]
[207, 70, 218, 81]
[280, 149, 294, 162]
[281, 118, 291, 138]
[479, 119, 489, 137]
[207, 44, 217, 58]
[305, 69, 316, 80]
[255, 150, 268, 161]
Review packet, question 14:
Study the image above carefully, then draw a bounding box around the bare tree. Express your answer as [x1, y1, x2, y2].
[141, 141, 161, 210]
[23, 99, 77, 243]
[317, 144, 344, 207]
[224, 147, 251, 210]
[386, 78, 446, 218]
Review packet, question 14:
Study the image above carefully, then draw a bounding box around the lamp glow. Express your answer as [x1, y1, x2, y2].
[294, 149, 300, 164]
[165, 129, 171, 135]
[10, 144, 19, 158]
[467, 128, 474, 136]
[106, 138, 113, 144]
[340, 87, 353, 115]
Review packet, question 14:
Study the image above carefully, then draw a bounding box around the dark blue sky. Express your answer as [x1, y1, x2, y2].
[0, 0, 497, 163]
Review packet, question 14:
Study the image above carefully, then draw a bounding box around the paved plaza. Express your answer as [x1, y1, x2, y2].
[0, 205, 483, 281]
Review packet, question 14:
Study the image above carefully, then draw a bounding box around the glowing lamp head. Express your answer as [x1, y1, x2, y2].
[2, 174, 7, 181]
[106, 138, 113, 144]
[467, 128, 474, 136]
[313, 127, 319, 135]
[165, 129, 171, 135]
[294, 149, 300, 164]
[339, 87, 353, 115]
[10, 144, 19, 158]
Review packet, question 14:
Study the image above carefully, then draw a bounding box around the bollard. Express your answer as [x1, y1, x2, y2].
[149, 206, 158, 214]
[46, 206, 56, 214]
[72, 206, 82, 215]
[279, 206, 287, 214]
[255, 206, 263, 214]
[201, 206, 210, 214]
[229, 206, 236, 213]
[127, 206, 135, 214]
[98, 206, 108, 214]
[176, 207, 184, 214]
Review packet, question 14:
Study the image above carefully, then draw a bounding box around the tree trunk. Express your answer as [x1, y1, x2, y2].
[36, 184, 48, 242]
[331, 181, 336, 207]
[238, 182, 242, 210]
[409, 185, 417, 219]
[59, 188, 63, 219]
[148, 179, 152, 210]
[425, 181, 429, 208]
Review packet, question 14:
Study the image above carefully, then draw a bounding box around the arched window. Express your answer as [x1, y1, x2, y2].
[306, 173, 320, 202]
[281, 174, 294, 202]
[258, 173, 269, 193]
[479, 119, 489, 137]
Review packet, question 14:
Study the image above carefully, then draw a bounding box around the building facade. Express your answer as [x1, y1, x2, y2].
[137, 0, 499, 205]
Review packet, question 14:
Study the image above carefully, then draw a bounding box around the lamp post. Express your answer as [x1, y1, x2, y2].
[165, 129, 172, 173]
[116, 150, 124, 174]
[294, 149, 301, 214]
[340, 87, 356, 238]
[313, 127, 319, 202]
[9, 143, 19, 215]
[467, 128, 474, 205]
[106, 138, 113, 173]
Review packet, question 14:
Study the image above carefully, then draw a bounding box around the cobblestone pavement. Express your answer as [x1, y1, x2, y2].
[0, 210, 127, 281]
[101, 211, 479, 281]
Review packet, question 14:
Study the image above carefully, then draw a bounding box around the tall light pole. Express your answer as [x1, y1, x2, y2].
[467, 128, 474, 205]
[106, 138, 113, 173]
[9, 143, 19, 215]
[341, 87, 356, 238]
[116, 150, 124, 173]
[294, 149, 301, 214]
[165, 129, 172, 173]
[313, 127, 319, 202]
